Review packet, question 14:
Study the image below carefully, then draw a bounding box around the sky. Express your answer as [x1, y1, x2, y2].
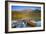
[11, 6, 41, 11]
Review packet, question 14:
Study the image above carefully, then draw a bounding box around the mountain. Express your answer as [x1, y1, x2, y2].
[21, 9, 32, 13]
[12, 9, 41, 21]
[13, 9, 32, 13]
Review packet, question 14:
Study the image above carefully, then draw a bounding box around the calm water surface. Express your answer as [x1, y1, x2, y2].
[12, 20, 41, 28]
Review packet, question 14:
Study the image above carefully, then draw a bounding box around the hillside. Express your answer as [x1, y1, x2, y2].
[12, 9, 41, 21]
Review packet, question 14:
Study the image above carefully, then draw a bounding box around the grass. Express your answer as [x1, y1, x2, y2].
[12, 11, 41, 21]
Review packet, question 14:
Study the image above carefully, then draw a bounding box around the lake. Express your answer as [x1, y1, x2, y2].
[12, 20, 41, 28]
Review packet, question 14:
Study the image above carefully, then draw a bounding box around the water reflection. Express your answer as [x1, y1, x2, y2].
[12, 20, 41, 28]
[35, 21, 41, 27]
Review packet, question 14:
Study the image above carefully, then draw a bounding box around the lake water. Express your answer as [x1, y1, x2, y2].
[12, 20, 41, 28]
[35, 21, 41, 27]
